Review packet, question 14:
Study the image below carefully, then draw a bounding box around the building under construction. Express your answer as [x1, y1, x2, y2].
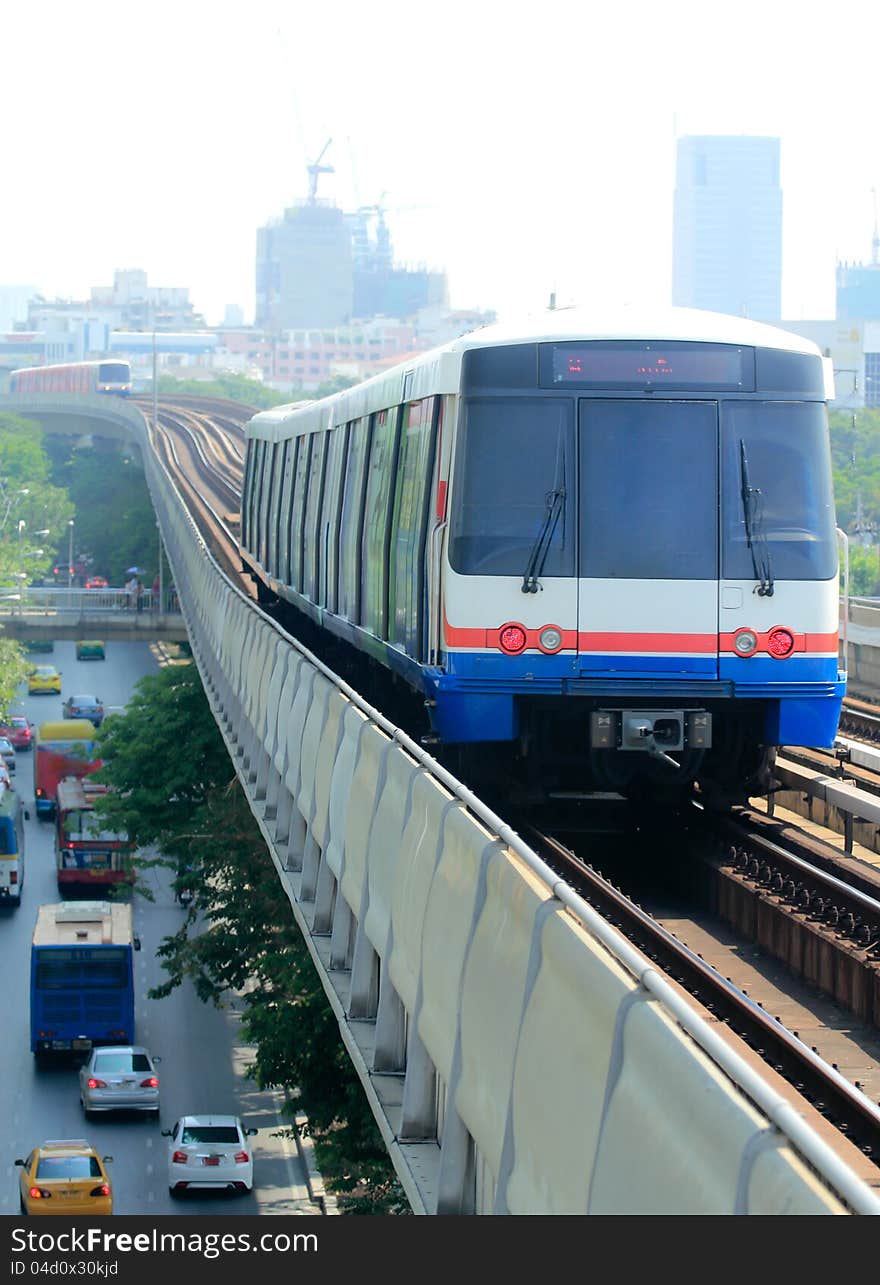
[255, 140, 447, 331]
[256, 201, 353, 330]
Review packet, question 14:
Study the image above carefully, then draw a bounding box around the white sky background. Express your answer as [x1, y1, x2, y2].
[1, 0, 878, 326]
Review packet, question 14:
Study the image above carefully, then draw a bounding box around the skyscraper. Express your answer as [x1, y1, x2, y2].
[672, 136, 782, 321]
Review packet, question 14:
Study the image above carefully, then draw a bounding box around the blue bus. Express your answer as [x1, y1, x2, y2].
[30, 902, 138, 1056]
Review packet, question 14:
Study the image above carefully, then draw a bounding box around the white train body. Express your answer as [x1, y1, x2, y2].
[242, 306, 844, 801]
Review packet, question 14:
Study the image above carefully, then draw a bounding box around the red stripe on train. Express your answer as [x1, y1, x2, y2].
[443, 621, 840, 655]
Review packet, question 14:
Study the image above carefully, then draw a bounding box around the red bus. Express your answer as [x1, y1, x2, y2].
[54, 777, 134, 892]
[34, 720, 101, 819]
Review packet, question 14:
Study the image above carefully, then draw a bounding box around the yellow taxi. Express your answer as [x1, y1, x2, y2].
[15, 1139, 113, 1216]
[27, 665, 62, 695]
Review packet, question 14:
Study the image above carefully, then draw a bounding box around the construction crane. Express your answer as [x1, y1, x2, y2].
[354, 192, 390, 267]
[307, 138, 334, 203]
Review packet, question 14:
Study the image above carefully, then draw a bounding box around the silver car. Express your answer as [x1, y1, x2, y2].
[0, 737, 16, 775]
[79, 1046, 161, 1117]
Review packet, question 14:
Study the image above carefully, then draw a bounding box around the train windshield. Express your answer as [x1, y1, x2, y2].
[579, 400, 717, 579]
[721, 402, 837, 581]
[98, 363, 129, 383]
[450, 395, 836, 584]
[449, 398, 575, 576]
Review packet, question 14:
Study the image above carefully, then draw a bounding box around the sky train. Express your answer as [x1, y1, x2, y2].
[9, 359, 132, 396]
[240, 306, 845, 805]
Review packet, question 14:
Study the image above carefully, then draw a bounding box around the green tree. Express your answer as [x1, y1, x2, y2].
[90, 665, 231, 854]
[0, 640, 30, 716]
[91, 663, 407, 1213]
[156, 373, 284, 410]
[46, 440, 157, 585]
[155, 370, 359, 408]
[0, 415, 72, 714]
[845, 543, 880, 597]
[830, 407, 880, 535]
[0, 414, 73, 580]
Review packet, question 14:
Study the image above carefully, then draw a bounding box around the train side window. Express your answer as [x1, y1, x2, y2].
[288, 434, 312, 594]
[247, 441, 260, 560]
[303, 433, 328, 602]
[254, 441, 270, 566]
[361, 407, 403, 637]
[320, 423, 350, 613]
[338, 416, 372, 621]
[389, 397, 439, 658]
[266, 442, 285, 577]
[277, 439, 297, 584]
[262, 440, 276, 567]
[241, 447, 253, 550]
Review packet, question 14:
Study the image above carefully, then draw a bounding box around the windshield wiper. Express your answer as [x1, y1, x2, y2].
[522, 487, 565, 594]
[739, 440, 774, 597]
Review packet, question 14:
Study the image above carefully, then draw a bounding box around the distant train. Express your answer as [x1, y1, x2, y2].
[240, 306, 845, 806]
[9, 359, 132, 397]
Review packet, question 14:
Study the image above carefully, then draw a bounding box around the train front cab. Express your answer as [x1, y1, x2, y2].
[436, 338, 844, 799]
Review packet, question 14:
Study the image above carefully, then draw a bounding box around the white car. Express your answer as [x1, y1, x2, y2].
[162, 1115, 257, 1196]
[0, 737, 16, 775]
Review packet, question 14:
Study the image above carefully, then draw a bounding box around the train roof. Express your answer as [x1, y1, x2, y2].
[9, 358, 130, 376]
[247, 304, 825, 441]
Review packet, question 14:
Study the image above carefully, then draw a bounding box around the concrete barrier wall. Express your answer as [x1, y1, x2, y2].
[132, 410, 880, 1216]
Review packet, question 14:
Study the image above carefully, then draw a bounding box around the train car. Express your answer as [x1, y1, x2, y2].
[9, 359, 132, 397]
[240, 305, 845, 806]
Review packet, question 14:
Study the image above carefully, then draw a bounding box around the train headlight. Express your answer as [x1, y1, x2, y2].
[733, 629, 758, 656]
[538, 626, 563, 653]
[499, 624, 527, 654]
[767, 627, 795, 658]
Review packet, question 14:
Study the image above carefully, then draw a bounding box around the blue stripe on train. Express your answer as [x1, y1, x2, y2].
[430, 651, 844, 744]
[442, 649, 840, 684]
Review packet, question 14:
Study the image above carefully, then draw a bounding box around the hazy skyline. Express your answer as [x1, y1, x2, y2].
[3, 0, 879, 328]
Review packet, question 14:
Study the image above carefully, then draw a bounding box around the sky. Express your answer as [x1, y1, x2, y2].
[2, 0, 879, 328]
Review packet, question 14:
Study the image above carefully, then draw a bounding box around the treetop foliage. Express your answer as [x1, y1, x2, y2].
[45, 438, 158, 586]
[155, 370, 359, 410]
